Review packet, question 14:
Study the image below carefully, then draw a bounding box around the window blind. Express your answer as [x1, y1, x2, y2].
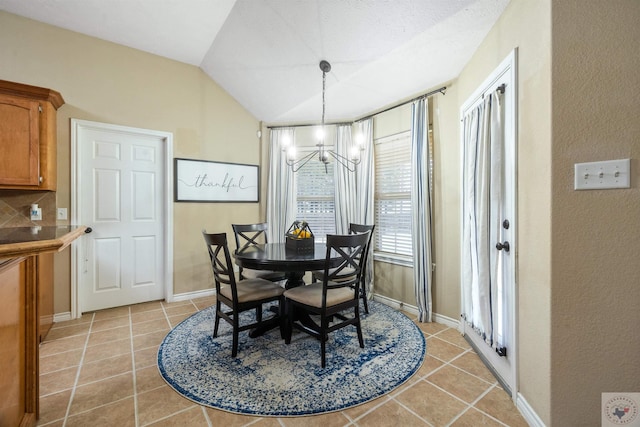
[296, 157, 335, 242]
[374, 131, 413, 256]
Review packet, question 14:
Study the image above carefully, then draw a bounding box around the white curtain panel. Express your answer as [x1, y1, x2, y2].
[266, 128, 297, 243]
[461, 90, 504, 348]
[333, 124, 356, 235]
[354, 119, 375, 299]
[410, 99, 433, 323]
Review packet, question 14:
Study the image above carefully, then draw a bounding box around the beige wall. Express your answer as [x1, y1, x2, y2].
[550, 1, 640, 425]
[0, 12, 262, 312]
[449, 0, 553, 422]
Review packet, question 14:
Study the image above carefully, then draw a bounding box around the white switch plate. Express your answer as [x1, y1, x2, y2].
[574, 159, 630, 190]
[57, 208, 68, 220]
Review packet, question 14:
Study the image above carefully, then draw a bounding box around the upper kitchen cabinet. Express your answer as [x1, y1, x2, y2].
[0, 80, 64, 190]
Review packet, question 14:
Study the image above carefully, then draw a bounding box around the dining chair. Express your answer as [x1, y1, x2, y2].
[284, 231, 370, 368]
[312, 223, 375, 313]
[203, 231, 285, 357]
[232, 223, 287, 282]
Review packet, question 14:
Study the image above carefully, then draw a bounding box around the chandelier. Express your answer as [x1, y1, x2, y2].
[282, 60, 364, 172]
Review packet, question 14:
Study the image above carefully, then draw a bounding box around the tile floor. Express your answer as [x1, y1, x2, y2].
[37, 297, 529, 427]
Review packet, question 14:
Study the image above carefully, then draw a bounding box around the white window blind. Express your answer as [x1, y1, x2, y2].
[296, 157, 335, 243]
[374, 131, 413, 257]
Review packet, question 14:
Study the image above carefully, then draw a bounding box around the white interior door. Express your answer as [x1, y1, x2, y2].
[460, 50, 518, 396]
[73, 120, 173, 313]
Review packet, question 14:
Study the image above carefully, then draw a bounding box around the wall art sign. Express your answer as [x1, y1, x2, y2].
[174, 158, 259, 202]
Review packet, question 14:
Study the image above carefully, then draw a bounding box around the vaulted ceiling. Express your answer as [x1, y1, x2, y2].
[0, 0, 509, 124]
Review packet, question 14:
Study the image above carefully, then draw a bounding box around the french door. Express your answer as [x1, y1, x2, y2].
[460, 50, 518, 395]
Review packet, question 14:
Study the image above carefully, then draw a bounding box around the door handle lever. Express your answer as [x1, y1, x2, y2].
[496, 241, 510, 252]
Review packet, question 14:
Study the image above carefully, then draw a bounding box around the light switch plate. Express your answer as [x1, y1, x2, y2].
[57, 208, 68, 220]
[574, 159, 630, 190]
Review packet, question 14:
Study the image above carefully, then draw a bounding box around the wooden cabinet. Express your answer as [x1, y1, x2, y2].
[38, 253, 54, 342]
[0, 80, 64, 190]
[0, 257, 38, 427]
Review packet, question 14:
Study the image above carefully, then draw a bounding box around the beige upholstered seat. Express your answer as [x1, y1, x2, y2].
[284, 231, 371, 368]
[203, 231, 285, 357]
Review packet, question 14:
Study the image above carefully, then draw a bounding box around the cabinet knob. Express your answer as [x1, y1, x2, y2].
[39, 176, 43, 183]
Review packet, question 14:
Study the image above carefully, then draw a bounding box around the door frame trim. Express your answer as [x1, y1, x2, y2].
[70, 119, 174, 318]
[458, 48, 519, 399]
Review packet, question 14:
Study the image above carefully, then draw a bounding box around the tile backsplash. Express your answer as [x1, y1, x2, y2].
[0, 190, 56, 227]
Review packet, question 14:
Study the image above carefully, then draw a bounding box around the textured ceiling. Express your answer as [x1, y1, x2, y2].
[0, 0, 510, 124]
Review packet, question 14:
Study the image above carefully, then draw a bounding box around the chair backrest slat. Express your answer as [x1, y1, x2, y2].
[232, 223, 269, 252]
[322, 232, 371, 296]
[203, 231, 238, 300]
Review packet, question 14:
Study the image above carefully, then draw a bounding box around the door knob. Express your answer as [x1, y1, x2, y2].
[496, 241, 510, 252]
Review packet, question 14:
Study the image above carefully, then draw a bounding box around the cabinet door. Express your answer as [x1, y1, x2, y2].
[0, 94, 40, 186]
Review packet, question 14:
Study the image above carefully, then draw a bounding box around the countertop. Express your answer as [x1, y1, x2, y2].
[0, 225, 88, 259]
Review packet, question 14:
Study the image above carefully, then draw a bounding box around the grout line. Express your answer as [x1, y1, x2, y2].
[61, 311, 95, 426]
[128, 306, 140, 427]
[201, 405, 214, 427]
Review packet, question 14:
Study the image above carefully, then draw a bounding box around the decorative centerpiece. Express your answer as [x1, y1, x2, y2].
[285, 220, 315, 254]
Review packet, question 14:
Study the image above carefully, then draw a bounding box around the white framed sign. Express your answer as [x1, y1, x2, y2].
[174, 158, 259, 202]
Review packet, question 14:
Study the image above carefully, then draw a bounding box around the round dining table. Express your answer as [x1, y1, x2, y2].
[233, 242, 341, 337]
[233, 242, 340, 289]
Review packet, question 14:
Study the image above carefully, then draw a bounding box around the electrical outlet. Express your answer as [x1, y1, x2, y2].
[57, 208, 68, 220]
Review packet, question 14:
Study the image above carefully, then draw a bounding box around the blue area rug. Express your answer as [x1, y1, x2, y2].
[157, 300, 425, 417]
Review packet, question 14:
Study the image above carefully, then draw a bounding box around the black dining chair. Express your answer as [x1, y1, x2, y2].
[284, 231, 370, 368]
[232, 223, 287, 282]
[203, 231, 285, 357]
[312, 223, 375, 313]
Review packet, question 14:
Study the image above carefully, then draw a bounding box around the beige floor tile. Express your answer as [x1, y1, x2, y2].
[426, 336, 466, 362]
[163, 303, 198, 317]
[436, 328, 471, 349]
[426, 365, 493, 404]
[39, 334, 88, 357]
[130, 300, 164, 314]
[135, 346, 159, 370]
[415, 321, 448, 336]
[414, 354, 445, 378]
[450, 351, 499, 384]
[168, 312, 194, 327]
[37, 390, 72, 425]
[87, 325, 131, 346]
[450, 407, 505, 426]
[136, 365, 166, 394]
[395, 380, 468, 427]
[92, 306, 130, 321]
[83, 337, 131, 363]
[91, 315, 131, 332]
[133, 330, 168, 351]
[132, 318, 170, 336]
[40, 349, 83, 374]
[40, 366, 78, 397]
[44, 324, 90, 341]
[342, 395, 389, 420]
[280, 410, 350, 427]
[249, 418, 287, 427]
[69, 372, 133, 415]
[146, 406, 209, 426]
[356, 398, 427, 426]
[474, 387, 529, 427]
[132, 309, 166, 324]
[77, 353, 132, 385]
[203, 407, 263, 427]
[66, 397, 136, 427]
[49, 315, 92, 329]
[136, 384, 197, 425]
[192, 297, 216, 310]
[162, 300, 193, 308]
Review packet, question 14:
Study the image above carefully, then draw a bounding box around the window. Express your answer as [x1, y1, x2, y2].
[296, 155, 335, 243]
[374, 131, 413, 259]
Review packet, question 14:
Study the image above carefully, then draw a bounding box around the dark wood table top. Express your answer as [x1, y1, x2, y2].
[233, 243, 338, 272]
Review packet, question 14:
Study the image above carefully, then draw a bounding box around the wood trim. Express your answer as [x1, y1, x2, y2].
[0, 80, 65, 110]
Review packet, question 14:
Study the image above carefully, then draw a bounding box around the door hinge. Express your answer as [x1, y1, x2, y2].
[38, 104, 43, 113]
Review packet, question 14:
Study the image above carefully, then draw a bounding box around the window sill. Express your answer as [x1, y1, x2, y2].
[373, 252, 413, 268]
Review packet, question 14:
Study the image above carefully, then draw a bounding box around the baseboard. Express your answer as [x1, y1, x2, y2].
[372, 294, 459, 328]
[171, 288, 216, 302]
[53, 312, 72, 323]
[516, 392, 546, 427]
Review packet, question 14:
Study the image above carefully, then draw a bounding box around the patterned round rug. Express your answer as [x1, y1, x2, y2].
[157, 300, 425, 417]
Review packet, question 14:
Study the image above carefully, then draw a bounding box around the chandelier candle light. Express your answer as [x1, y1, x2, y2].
[282, 60, 365, 172]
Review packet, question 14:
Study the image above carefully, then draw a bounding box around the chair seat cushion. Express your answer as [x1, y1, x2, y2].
[284, 283, 353, 308]
[241, 268, 286, 281]
[220, 278, 284, 303]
